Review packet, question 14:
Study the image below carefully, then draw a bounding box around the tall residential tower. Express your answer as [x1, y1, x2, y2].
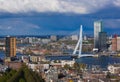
[5, 36, 16, 57]
[94, 21, 102, 49]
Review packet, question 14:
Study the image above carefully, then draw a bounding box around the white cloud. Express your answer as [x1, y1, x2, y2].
[113, 0, 120, 7]
[0, 0, 116, 14]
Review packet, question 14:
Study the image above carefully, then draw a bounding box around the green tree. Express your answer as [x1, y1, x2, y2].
[7, 69, 24, 82]
[0, 65, 44, 82]
[0, 77, 6, 82]
[19, 78, 25, 82]
[106, 72, 111, 79]
[24, 69, 33, 82]
[64, 64, 70, 70]
[79, 63, 86, 70]
[74, 63, 86, 72]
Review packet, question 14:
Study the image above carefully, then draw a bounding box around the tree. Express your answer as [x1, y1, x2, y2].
[64, 64, 71, 70]
[19, 78, 25, 82]
[0, 65, 44, 82]
[74, 63, 86, 72]
[106, 72, 111, 79]
[0, 78, 6, 82]
[7, 69, 24, 82]
[79, 63, 86, 70]
[58, 73, 65, 79]
[24, 68, 34, 82]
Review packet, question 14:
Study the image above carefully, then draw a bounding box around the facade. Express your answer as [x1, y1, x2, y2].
[117, 37, 120, 51]
[5, 36, 16, 57]
[50, 35, 57, 41]
[42, 39, 51, 44]
[61, 60, 75, 67]
[112, 36, 120, 51]
[112, 37, 117, 51]
[108, 64, 120, 74]
[99, 32, 107, 51]
[5, 61, 22, 70]
[71, 35, 78, 41]
[94, 21, 102, 49]
[83, 35, 87, 40]
[30, 55, 46, 63]
[50, 60, 75, 68]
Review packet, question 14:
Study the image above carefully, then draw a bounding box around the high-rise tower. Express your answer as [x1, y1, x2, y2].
[5, 36, 16, 57]
[99, 32, 107, 51]
[94, 21, 102, 49]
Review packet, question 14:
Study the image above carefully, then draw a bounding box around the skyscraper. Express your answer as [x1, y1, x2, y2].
[5, 36, 16, 57]
[94, 21, 102, 49]
[99, 32, 107, 51]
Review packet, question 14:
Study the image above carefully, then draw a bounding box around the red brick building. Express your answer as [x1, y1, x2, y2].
[112, 35, 120, 51]
[5, 61, 22, 70]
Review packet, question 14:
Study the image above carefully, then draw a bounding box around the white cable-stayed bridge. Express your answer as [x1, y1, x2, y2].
[72, 25, 97, 58]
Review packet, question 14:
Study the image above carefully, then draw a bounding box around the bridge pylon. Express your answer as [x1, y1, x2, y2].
[73, 25, 83, 58]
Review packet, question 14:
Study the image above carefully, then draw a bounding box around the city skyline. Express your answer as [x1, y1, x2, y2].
[0, 0, 120, 35]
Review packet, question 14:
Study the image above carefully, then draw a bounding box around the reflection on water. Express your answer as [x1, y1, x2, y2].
[76, 56, 120, 68]
[46, 55, 120, 68]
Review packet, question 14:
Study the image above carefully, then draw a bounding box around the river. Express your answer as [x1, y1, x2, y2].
[46, 55, 120, 68]
[0, 51, 120, 68]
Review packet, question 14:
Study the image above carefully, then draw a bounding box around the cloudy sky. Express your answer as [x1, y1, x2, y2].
[0, 0, 120, 35]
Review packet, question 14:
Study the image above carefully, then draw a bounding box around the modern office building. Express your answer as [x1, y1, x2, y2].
[5, 36, 16, 57]
[94, 21, 103, 49]
[99, 32, 107, 51]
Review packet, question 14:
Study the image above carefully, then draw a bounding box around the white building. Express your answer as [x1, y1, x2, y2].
[61, 60, 75, 67]
[50, 35, 57, 41]
[28, 63, 38, 71]
[71, 35, 78, 41]
[30, 55, 46, 62]
[108, 64, 120, 74]
[51, 60, 75, 67]
[83, 35, 87, 40]
[42, 39, 51, 44]
[28, 63, 49, 72]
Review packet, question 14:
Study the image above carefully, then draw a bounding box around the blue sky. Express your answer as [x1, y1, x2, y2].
[0, 0, 120, 35]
